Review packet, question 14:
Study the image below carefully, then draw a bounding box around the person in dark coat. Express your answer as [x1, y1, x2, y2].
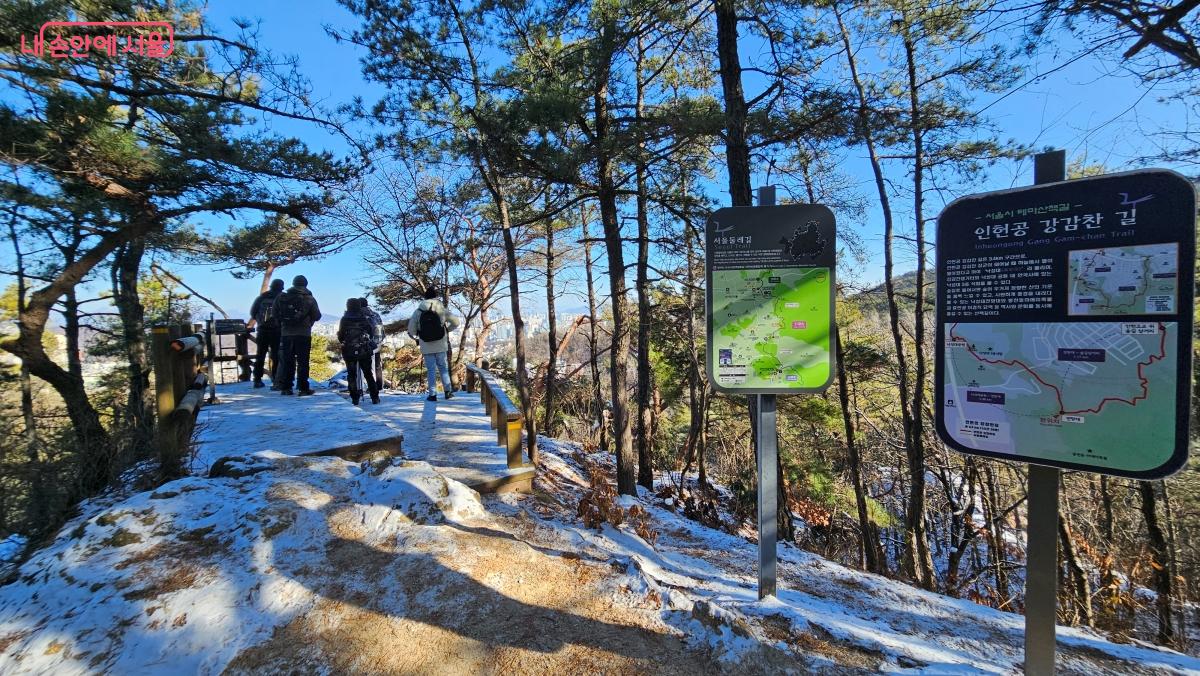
[338, 298, 379, 405]
[359, 297, 384, 388]
[247, 278, 285, 389]
[272, 274, 322, 396]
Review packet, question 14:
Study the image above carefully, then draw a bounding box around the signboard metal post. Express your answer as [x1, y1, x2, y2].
[705, 186, 835, 600]
[935, 149, 1195, 674]
[1024, 150, 1065, 675]
[204, 315, 219, 404]
[757, 186, 778, 599]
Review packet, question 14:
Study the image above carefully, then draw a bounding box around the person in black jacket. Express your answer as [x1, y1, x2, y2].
[247, 279, 285, 389]
[359, 297, 384, 388]
[338, 298, 379, 405]
[272, 275, 322, 396]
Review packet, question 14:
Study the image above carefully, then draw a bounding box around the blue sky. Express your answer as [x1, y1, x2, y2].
[37, 1, 1200, 324]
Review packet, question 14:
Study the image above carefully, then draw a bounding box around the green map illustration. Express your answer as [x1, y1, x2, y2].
[711, 268, 830, 390]
[1068, 244, 1178, 316]
[942, 321, 1177, 472]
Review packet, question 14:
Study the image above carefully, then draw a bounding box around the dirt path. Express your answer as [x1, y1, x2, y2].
[225, 503, 785, 675]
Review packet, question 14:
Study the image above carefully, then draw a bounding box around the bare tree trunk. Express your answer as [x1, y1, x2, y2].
[2, 235, 135, 493]
[900, 24, 936, 590]
[447, 0, 533, 461]
[1161, 477, 1190, 653]
[1059, 494, 1094, 627]
[982, 464, 1009, 604]
[634, 35, 654, 490]
[474, 305, 490, 361]
[7, 216, 43, 525]
[63, 287, 83, 383]
[1139, 480, 1175, 645]
[497, 196, 537, 464]
[680, 216, 704, 481]
[1100, 474, 1115, 540]
[836, 328, 881, 573]
[582, 211, 607, 451]
[112, 240, 153, 447]
[259, 262, 277, 294]
[837, 6, 930, 588]
[543, 209, 559, 438]
[1163, 480, 1187, 650]
[714, 0, 752, 207]
[592, 13, 635, 495]
[715, 0, 793, 539]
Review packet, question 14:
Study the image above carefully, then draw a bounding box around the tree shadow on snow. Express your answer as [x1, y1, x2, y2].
[219, 460, 737, 674]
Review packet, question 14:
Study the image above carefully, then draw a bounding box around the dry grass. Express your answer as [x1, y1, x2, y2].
[121, 563, 201, 602]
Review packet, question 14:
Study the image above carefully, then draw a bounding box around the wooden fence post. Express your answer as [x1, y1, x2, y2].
[151, 325, 175, 422]
[170, 324, 188, 407]
[506, 417, 522, 468]
[235, 332, 251, 381]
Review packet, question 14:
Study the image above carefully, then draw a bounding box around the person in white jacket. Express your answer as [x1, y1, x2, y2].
[407, 288, 460, 402]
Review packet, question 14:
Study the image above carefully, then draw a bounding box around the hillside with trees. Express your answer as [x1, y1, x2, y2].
[1, 0, 1199, 669]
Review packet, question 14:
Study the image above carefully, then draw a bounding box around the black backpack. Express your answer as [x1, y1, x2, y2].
[275, 292, 304, 326]
[256, 293, 279, 327]
[417, 308, 445, 342]
[344, 330, 373, 359]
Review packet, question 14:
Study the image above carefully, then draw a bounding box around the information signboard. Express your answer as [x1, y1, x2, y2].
[213, 318, 247, 335]
[705, 205, 836, 394]
[935, 170, 1196, 479]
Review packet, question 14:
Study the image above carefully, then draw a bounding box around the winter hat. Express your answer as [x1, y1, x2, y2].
[293, 275, 308, 288]
[422, 287, 438, 300]
[270, 279, 284, 291]
[347, 297, 361, 312]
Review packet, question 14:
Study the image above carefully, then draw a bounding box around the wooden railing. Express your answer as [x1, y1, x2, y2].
[464, 362, 527, 469]
[150, 323, 210, 476]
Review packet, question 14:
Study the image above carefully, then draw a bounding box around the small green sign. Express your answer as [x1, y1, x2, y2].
[705, 205, 836, 394]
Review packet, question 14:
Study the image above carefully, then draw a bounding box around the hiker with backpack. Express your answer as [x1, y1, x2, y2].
[359, 297, 385, 389]
[407, 288, 459, 402]
[246, 279, 285, 389]
[272, 274, 322, 396]
[338, 298, 380, 405]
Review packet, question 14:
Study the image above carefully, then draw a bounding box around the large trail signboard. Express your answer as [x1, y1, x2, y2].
[706, 205, 836, 394]
[935, 170, 1196, 479]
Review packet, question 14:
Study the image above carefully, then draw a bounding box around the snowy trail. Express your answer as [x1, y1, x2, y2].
[191, 382, 403, 472]
[0, 383, 1197, 674]
[0, 453, 763, 674]
[366, 391, 534, 490]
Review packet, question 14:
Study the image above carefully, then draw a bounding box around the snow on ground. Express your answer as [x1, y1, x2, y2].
[0, 454, 498, 674]
[191, 381, 401, 473]
[490, 437, 1200, 675]
[368, 391, 532, 488]
[2, 382, 1198, 674]
[0, 536, 27, 581]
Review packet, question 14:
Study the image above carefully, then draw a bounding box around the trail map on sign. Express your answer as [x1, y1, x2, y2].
[935, 169, 1195, 478]
[711, 268, 830, 389]
[705, 203, 836, 394]
[943, 321, 1177, 472]
[1068, 244, 1179, 316]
